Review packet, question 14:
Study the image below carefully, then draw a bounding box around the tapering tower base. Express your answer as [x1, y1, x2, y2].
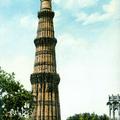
[30, 73, 61, 120]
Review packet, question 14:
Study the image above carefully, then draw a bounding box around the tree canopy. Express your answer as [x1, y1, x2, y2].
[67, 113, 109, 120]
[0, 68, 33, 120]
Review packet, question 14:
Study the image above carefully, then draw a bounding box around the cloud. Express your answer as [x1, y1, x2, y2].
[0, 55, 33, 90]
[54, 10, 61, 25]
[103, 0, 120, 14]
[0, 14, 36, 91]
[57, 33, 90, 65]
[0, 0, 11, 7]
[57, 23, 120, 119]
[0, 1, 37, 91]
[76, 12, 109, 25]
[76, 0, 120, 25]
[53, 0, 97, 9]
[19, 15, 37, 29]
[53, 0, 60, 4]
[0, 14, 37, 41]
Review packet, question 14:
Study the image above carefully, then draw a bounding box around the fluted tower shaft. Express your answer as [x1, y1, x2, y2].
[30, 0, 61, 120]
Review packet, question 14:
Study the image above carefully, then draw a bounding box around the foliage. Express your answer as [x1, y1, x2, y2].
[0, 68, 33, 120]
[67, 113, 109, 120]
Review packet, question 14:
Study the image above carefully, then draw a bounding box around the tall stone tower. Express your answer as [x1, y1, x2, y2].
[30, 0, 61, 120]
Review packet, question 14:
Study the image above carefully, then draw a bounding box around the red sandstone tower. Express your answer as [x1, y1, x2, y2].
[30, 0, 61, 120]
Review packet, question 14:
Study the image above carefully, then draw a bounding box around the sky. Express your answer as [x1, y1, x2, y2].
[0, 0, 120, 119]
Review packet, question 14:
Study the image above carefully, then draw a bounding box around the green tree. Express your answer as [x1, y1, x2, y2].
[66, 114, 80, 120]
[0, 68, 33, 120]
[67, 113, 109, 120]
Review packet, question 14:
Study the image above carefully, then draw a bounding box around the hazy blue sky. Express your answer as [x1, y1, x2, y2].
[0, 0, 120, 119]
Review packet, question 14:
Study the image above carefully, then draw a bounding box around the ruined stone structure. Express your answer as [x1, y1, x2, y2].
[30, 0, 61, 119]
[107, 94, 120, 120]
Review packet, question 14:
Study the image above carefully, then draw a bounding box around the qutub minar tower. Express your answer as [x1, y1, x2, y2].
[30, 0, 61, 120]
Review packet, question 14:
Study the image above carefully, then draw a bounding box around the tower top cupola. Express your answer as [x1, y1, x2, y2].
[41, 0, 52, 11]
